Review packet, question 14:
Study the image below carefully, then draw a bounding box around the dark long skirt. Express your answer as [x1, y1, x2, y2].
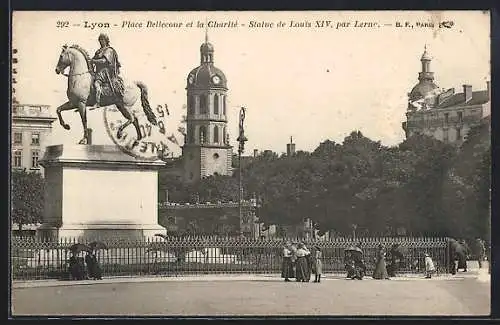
[281, 257, 295, 279]
[295, 256, 308, 282]
[373, 258, 389, 279]
[304, 254, 312, 281]
[69, 257, 86, 280]
[457, 256, 467, 270]
[85, 254, 103, 280]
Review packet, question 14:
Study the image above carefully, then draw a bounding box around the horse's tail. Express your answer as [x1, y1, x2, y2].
[135, 81, 157, 126]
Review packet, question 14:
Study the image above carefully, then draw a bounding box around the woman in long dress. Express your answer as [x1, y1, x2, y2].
[303, 244, 312, 282]
[373, 244, 390, 280]
[295, 243, 309, 282]
[281, 243, 295, 282]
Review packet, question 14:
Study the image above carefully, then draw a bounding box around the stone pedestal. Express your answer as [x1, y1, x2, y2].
[38, 145, 167, 240]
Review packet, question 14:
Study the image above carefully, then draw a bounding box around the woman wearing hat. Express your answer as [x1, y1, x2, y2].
[313, 245, 323, 283]
[372, 243, 390, 280]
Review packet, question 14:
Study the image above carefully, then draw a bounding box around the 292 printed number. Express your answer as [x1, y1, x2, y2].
[56, 21, 70, 28]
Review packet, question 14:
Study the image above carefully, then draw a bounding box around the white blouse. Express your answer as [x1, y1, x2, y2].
[295, 248, 308, 257]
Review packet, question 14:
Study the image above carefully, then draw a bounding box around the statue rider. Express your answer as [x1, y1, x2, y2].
[91, 33, 123, 107]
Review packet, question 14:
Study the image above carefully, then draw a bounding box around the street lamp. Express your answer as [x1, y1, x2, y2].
[352, 223, 358, 241]
[237, 107, 247, 237]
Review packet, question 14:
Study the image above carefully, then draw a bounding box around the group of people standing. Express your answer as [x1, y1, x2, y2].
[68, 251, 102, 281]
[282, 242, 442, 281]
[281, 242, 323, 283]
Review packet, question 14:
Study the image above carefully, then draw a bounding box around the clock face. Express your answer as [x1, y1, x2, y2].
[212, 75, 221, 84]
[188, 74, 194, 84]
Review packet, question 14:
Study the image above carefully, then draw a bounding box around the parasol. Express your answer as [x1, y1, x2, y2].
[68, 243, 91, 254]
[89, 241, 108, 251]
[345, 247, 363, 261]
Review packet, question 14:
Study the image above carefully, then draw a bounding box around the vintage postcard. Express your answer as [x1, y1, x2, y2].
[11, 11, 490, 317]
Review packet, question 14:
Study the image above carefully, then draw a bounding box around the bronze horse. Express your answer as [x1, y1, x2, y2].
[55, 44, 157, 144]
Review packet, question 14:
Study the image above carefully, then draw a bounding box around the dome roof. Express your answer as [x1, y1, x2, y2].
[409, 81, 439, 101]
[200, 42, 214, 53]
[187, 64, 227, 89]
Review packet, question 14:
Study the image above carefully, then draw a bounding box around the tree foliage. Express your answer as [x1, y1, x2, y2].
[160, 126, 490, 239]
[11, 169, 45, 230]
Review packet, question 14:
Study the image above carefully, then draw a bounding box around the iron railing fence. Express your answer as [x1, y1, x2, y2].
[11, 236, 450, 281]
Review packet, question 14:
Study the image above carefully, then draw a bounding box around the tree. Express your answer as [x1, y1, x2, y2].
[11, 169, 45, 231]
[162, 128, 489, 238]
[441, 118, 491, 239]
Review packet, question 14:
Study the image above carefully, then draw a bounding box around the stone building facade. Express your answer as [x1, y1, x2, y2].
[402, 46, 490, 145]
[12, 104, 56, 174]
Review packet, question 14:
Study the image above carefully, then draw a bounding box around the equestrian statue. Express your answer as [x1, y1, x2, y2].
[55, 33, 157, 145]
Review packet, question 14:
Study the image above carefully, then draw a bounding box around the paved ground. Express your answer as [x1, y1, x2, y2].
[11, 270, 490, 317]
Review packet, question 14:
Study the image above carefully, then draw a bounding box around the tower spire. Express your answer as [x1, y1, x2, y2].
[200, 19, 214, 64]
[205, 18, 209, 43]
[419, 44, 433, 80]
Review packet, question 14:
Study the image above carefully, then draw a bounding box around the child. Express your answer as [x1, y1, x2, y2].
[424, 253, 436, 279]
[313, 245, 323, 283]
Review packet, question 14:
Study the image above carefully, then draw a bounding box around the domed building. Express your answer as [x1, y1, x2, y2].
[408, 45, 440, 102]
[182, 34, 233, 183]
[403, 46, 490, 145]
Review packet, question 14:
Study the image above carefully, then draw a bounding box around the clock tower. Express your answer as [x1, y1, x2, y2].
[182, 34, 233, 183]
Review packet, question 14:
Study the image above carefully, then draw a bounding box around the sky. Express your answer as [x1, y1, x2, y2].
[12, 11, 490, 156]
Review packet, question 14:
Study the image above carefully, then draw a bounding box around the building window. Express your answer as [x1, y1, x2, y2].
[444, 113, 449, 125]
[223, 127, 227, 144]
[456, 127, 462, 141]
[213, 125, 219, 143]
[14, 132, 22, 145]
[13, 150, 22, 167]
[188, 125, 195, 144]
[223, 96, 226, 115]
[31, 133, 40, 146]
[457, 111, 463, 124]
[188, 95, 195, 115]
[31, 150, 40, 168]
[199, 125, 207, 143]
[214, 94, 219, 115]
[200, 95, 208, 114]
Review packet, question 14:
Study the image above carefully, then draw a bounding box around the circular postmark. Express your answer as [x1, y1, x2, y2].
[103, 103, 173, 161]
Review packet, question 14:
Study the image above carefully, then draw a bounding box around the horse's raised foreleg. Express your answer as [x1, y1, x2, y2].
[76, 101, 88, 145]
[56, 101, 76, 130]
